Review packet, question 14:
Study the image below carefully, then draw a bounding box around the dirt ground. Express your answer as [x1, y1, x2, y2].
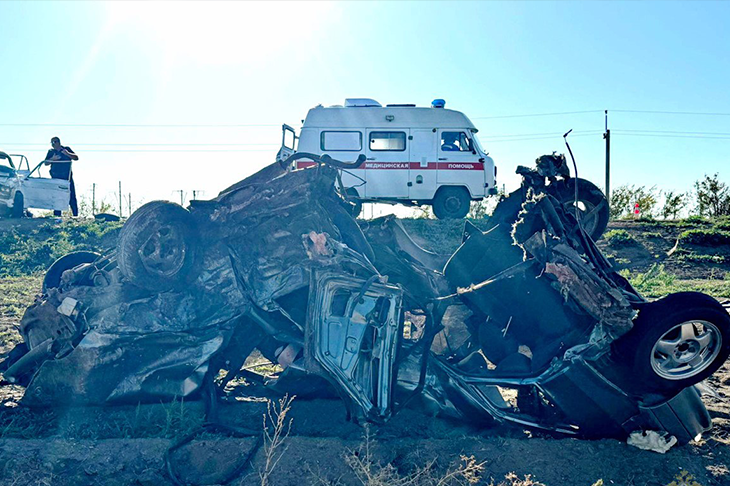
[1, 220, 730, 485]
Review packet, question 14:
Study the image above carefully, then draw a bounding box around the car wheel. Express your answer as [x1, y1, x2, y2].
[433, 186, 470, 220]
[557, 178, 609, 240]
[11, 192, 23, 218]
[615, 293, 730, 393]
[117, 201, 198, 291]
[43, 251, 101, 292]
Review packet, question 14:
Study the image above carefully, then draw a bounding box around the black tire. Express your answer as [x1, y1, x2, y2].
[556, 178, 609, 240]
[344, 188, 362, 218]
[43, 251, 100, 292]
[117, 201, 198, 291]
[615, 292, 730, 394]
[432, 186, 470, 220]
[11, 192, 23, 218]
[94, 213, 120, 222]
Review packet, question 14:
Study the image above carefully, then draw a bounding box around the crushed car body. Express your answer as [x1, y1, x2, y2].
[2, 151, 728, 444]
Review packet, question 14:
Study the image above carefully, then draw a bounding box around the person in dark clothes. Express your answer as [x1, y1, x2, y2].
[45, 137, 79, 217]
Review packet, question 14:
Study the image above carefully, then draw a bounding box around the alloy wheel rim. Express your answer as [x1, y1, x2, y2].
[650, 319, 722, 380]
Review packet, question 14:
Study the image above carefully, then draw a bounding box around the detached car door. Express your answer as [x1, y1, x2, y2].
[20, 174, 70, 211]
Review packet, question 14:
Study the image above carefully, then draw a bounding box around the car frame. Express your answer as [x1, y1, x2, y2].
[3, 152, 727, 445]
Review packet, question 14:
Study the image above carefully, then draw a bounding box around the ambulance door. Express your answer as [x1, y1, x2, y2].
[437, 130, 485, 198]
[408, 129, 438, 201]
[364, 129, 409, 198]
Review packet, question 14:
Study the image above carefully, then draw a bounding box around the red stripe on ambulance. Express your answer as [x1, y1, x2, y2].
[296, 161, 484, 170]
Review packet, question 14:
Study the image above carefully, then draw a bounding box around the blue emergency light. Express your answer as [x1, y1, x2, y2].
[431, 99, 446, 108]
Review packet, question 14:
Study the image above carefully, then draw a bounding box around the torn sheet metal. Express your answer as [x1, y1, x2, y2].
[3, 153, 725, 444]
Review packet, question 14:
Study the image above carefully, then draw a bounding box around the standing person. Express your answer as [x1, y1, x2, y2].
[45, 136, 79, 217]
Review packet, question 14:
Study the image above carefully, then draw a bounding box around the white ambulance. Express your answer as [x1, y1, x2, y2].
[277, 99, 497, 219]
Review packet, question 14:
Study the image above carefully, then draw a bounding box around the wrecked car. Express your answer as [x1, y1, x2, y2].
[0, 151, 72, 218]
[2, 149, 728, 444]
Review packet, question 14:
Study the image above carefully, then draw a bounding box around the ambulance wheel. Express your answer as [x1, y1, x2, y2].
[433, 186, 470, 219]
[11, 192, 24, 218]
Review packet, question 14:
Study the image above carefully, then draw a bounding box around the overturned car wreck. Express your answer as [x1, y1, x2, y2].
[3, 152, 729, 444]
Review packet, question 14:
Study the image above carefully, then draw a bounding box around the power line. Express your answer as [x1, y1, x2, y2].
[2, 109, 730, 128]
[613, 129, 730, 136]
[0, 142, 278, 147]
[0, 122, 281, 128]
[610, 109, 730, 117]
[484, 133, 600, 143]
[481, 130, 602, 139]
[472, 110, 602, 120]
[614, 133, 730, 140]
[38, 149, 274, 153]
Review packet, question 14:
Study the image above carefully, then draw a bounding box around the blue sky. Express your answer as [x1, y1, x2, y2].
[1, 1, 729, 215]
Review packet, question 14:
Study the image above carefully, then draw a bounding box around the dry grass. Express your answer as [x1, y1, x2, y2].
[344, 425, 484, 486]
[488, 472, 546, 486]
[259, 394, 295, 486]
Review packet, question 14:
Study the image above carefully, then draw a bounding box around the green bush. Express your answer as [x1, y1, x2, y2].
[675, 252, 727, 264]
[679, 228, 730, 246]
[604, 229, 634, 247]
[682, 215, 709, 225]
[0, 220, 121, 277]
[620, 264, 676, 296]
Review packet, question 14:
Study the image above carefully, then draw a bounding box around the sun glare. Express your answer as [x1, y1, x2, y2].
[104, 1, 336, 65]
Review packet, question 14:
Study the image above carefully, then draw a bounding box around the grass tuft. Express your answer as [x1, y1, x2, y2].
[603, 229, 635, 247]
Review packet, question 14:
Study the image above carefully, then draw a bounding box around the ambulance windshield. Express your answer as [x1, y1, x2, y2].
[472, 134, 486, 154]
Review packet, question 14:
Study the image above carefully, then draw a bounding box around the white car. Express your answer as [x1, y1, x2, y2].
[0, 152, 71, 218]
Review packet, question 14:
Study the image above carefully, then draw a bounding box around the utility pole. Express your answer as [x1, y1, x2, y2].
[604, 110, 611, 205]
[176, 190, 185, 206]
[119, 181, 123, 217]
[128, 193, 132, 216]
[92, 183, 96, 215]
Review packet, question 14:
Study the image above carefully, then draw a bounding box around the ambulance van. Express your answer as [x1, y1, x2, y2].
[277, 98, 497, 219]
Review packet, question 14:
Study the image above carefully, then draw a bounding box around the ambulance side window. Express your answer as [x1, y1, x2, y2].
[321, 131, 362, 151]
[369, 132, 406, 151]
[441, 132, 472, 152]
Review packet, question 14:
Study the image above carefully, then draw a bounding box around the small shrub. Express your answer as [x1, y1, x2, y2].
[679, 215, 708, 225]
[0, 220, 121, 277]
[620, 264, 676, 296]
[604, 229, 634, 247]
[643, 232, 663, 239]
[713, 215, 730, 231]
[679, 228, 730, 246]
[675, 253, 727, 264]
[609, 185, 658, 219]
[694, 173, 730, 217]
